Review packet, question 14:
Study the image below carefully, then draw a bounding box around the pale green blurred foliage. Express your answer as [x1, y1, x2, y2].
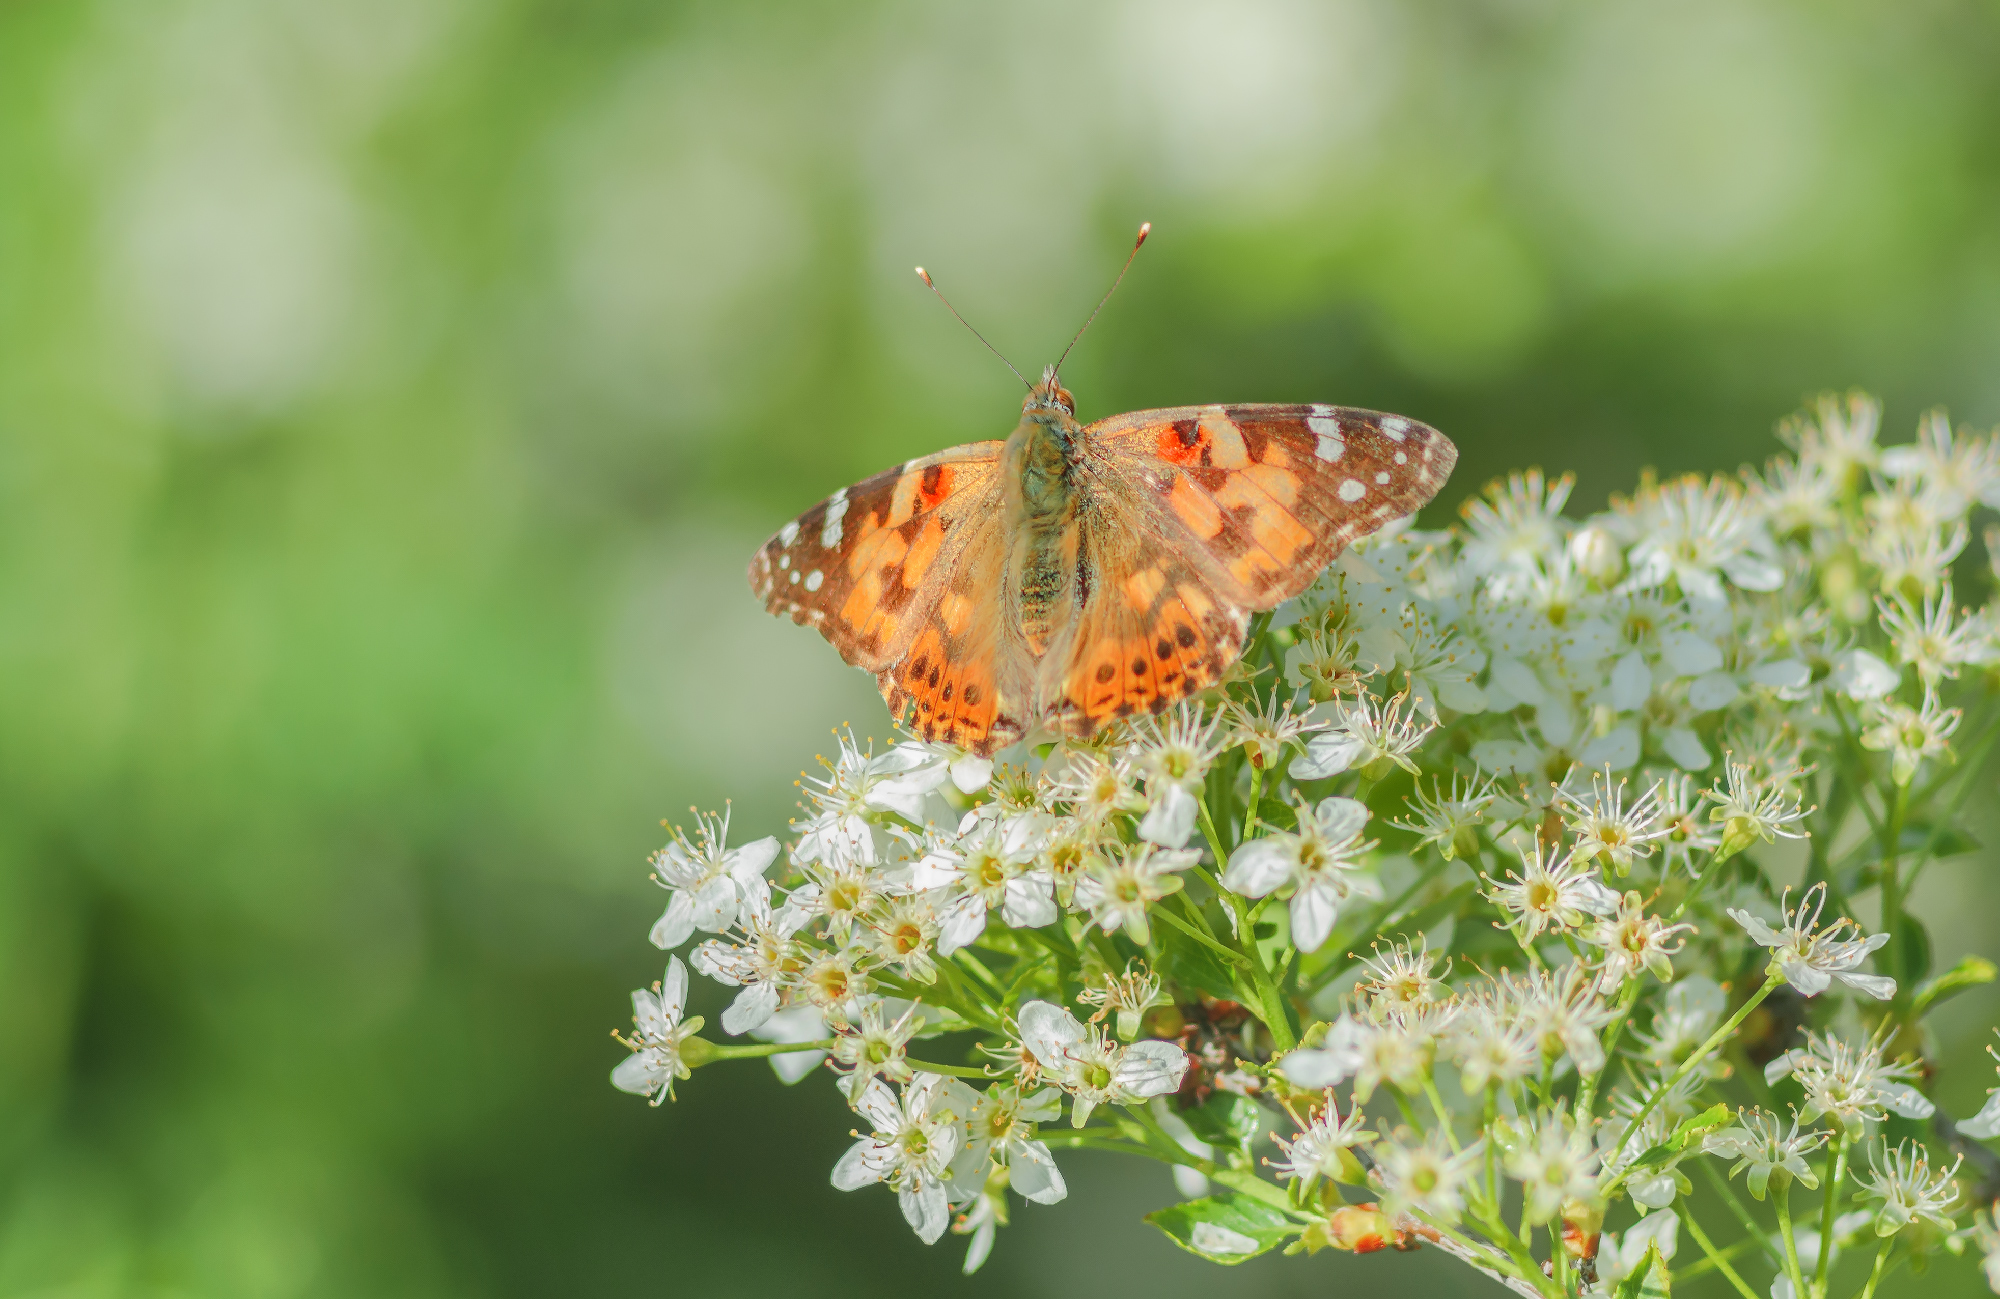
[0, 1, 1995, 1296]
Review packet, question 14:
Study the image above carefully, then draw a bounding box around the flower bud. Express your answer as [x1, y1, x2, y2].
[1569, 526, 1624, 584]
[1326, 1204, 1393, 1253]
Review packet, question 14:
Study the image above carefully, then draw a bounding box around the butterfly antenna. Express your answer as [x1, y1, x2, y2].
[1053, 221, 1149, 379]
[915, 266, 1031, 390]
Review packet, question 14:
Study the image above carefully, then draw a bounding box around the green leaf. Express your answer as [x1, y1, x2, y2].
[1913, 955, 1997, 1016]
[1257, 800, 1299, 834]
[1145, 1191, 1295, 1264]
[1833, 825, 1979, 893]
[1179, 1092, 1268, 1152]
[1153, 912, 1245, 1002]
[1616, 1241, 1672, 1299]
[1897, 913, 1933, 986]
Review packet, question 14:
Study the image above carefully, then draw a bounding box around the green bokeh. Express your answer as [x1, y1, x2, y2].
[1, 1, 1996, 1296]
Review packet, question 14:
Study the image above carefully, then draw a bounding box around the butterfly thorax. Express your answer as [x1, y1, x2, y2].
[1002, 390, 1085, 659]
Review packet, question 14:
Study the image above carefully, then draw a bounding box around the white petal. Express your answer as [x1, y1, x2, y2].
[1833, 970, 1897, 1000]
[1831, 648, 1898, 701]
[1138, 783, 1198, 847]
[1748, 659, 1813, 690]
[770, 1049, 826, 1085]
[1312, 796, 1370, 842]
[907, 851, 964, 891]
[1726, 909, 1780, 947]
[1610, 651, 1653, 711]
[1578, 725, 1640, 773]
[962, 1217, 996, 1274]
[1012, 1140, 1068, 1204]
[1627, 1209, 1680, 1261]
[1289, 883, 1339, 954]
[900, 1182, 952, 1244]
[1764, 1049, 1805, 1086]
[853, 1076, 901, 1129]
[611, 1051, 666, 1096]
[629, 987, 667, 1039]
[688, 874, 740, 933]
[659, 956, 688, 1025]
[1221, 840, 1294, 898]
[831, 1139, 886, 1190]
[724, 836, 781, 885]
[950, 755, 994, 793]
[1663, 727, 1712, 771]
[1687, 672, 1741, 712]
[999, 878, 1057, 929]
[1779, 960, 1833, 997]
[1437, 676, 1487, 714]
[1113, 1040, 1189, 1099]
[1292, 732, 1362, 780]
[1630, 1175, 1679, 1209]
[1173, 1165, 1212, 1199]
[935, 894, 988, 956]
[1722, 554, 1785, 591]
[1470, 739, 1540, 777]
[1280, 1047, 1352, 1088]
[1661, 631, 1724, 677]
[720, 980, 780, 1035]
[1489, 655, 1548, 706]
[1018, 1088, 1064, 1123]
[1017, 1000, 1085, 1070]
[648, 891, 698, 950]
[1955, 1090, 2000, 1139]
[1880, 1083, 1935, 1119]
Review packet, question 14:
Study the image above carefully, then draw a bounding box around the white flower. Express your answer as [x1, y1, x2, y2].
[1862, 519, 1968, 598]
[1623, 475, 1784, 599]
[1281, 1012, 1432, 1101]
[1269, 1091, 1376, 1189]
[1498, 1108, 1600, 1223]
[647, 808, 780, 949]
[1558, 767, 1668, 877]
[1582, 891, 1693, 991]
[1728, 884, 1896, 1000]
[1779, 391, 1880, 487]
[1460, 469, 1574, 590]
[1072, 843, 1196, 945]
[1514, 963, 1616, 1076]
[1878, 583, 1981, 686]
[1854, 1140, 1963, 1237]
[1294, 688, 1435, 779]
[1765, 1030, 1934, 1130]
[868, 891, 943, 985]
[831, 1073, 973, 1244]
[1957, 1038, 2000, 1140]
[1372, 1127, 1485, 1224]
[830, 999, 925, 1099]
[1859, 688, 1961, 786]
[911, 814, 1056, 955]
[1704, 1108, 1827, 1200]
[1482, 841, 1620, 941]
[1445, 986, 1540, 1094]
[1128, 704, 1227, 847]
[1043, 750, 1145, 827]
[689, 879, 810, 1034]
[1704, 757, 1811, 859]
[795, 731, 952, 865]
[1222, 795, 1380, 952]
[1879, 408, 2000, 518]
[1015, 1000, 1188, 1127]
[1394, 774, 1496, 862]
[1225, 691, 1327, 769]
[611, 955, 704, 1104]
[1972, 1205, 2000, 1294]
[950, 1084, 1068, 1205]
[1631, 975, 1726, 1067]
[1075, 961, 1166, 1041]
[1355, 938, 1452, 1021]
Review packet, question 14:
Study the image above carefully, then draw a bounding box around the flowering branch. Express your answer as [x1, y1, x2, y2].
[607, 392, 2000, 1293]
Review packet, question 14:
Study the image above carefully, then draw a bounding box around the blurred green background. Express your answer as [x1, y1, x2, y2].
[2, 0, 1998, 1296]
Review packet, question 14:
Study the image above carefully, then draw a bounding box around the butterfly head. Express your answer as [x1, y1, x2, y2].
[1025, 365, 1076, 419]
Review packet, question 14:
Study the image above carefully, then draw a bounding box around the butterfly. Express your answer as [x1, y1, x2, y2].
[748, 235, 1458, 757]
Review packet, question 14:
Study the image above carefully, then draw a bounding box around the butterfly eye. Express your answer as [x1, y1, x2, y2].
[1051, 385, 1075, 415]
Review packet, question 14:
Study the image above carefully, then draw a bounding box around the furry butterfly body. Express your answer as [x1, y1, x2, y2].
[749, 371, 1456, 756]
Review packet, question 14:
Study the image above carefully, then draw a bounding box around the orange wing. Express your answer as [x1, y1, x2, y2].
[747, 444, 1030, 754]
[1044, 404, 1456, 729]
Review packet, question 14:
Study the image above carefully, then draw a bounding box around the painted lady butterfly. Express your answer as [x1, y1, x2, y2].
[749, 233, 1457, 756]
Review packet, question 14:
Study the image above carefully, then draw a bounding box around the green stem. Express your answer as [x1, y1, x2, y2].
[1878, 783, 1908, 994]
[694, 1037, 835, 1062]
[1244, 762, 1265, 839]
[1198, 795, 1231, 869]
[904, 1057, 994, 1079]
[1854, 1239, 1892, 1299]
[1154, 902, 1250, 966]
[1683, 1207, 1763, 1299]
[1576, 979, 1642, 1120]
[1815, 1131, 1850, 1296]
[1776, 1182, 1810, 1299]
[1038, 1130, 1184, 1164]
[1605, 970, 1783, 1180]
[1698, 1158, 1781, 1265]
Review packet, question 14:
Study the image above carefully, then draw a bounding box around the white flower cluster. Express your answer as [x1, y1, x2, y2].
[611, 394, 2000, 1296]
